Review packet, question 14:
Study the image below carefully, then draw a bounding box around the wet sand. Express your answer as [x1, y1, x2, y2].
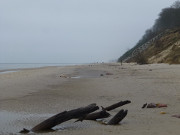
[0, 63, 180, 135]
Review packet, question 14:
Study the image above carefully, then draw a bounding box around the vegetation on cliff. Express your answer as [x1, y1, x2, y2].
[118, 1, 180, 64]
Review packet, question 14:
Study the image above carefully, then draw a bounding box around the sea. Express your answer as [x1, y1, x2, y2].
[0, 63, 83, 72]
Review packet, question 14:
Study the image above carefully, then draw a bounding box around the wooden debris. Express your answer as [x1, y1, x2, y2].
[75, 110, 110, 122]
[19, 101, 131, 133]
[102, 100, 131, 111]
[142, 103, 147, 108]
[107, 109, 128, 125]
[20, 104, 99, 133]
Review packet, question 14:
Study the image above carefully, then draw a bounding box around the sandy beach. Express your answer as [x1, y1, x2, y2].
[0, 63, 180, 135]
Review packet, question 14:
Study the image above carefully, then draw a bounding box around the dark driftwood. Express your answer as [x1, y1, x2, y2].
[20, 104, 99, 133]
[107, 109, 128, 125]
[75, 101, 130, 123]
[142, 103, 147, 108]
[75, 110, 110, 122]
[19, 101, 130, 133]
[103, 100, 131, 111]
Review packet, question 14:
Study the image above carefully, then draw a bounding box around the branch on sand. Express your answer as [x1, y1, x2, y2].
[75, 100, 131, 122]
[102, 100, 131, 111]
[77, 109, 129, 125]
[107, 109, 128, 125]
[20, 103, 99, 133]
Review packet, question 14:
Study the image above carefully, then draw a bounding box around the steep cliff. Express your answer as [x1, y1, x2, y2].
[145, 28, 180, 64]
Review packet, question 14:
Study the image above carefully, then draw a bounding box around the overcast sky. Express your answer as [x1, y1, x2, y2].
[0, 0, 178, 63]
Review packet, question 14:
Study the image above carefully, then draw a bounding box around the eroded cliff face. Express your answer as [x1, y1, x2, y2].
[143, 28, 180, 64]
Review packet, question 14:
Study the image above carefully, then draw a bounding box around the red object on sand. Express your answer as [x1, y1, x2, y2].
[106, 73, 113, 75]
[146, 103, 167, 108]
[156, 104, 167, 108]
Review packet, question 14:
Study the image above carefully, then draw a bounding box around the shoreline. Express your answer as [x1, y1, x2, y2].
[0, 63, 90, 73]
[0, 63, 180, 135]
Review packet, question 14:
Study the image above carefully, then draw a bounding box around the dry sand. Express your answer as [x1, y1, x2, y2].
[0, 63, 180, 135]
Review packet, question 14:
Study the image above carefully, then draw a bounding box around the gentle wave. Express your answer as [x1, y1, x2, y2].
[0, 63, 85, 71]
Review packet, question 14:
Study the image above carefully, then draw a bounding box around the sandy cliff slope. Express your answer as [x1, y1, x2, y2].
[144, 28, 180, 64]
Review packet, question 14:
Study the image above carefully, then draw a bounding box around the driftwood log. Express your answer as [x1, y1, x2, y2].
[75, 110, 110, 122]
[102, 100, 131, 111]
[75, 100, 131, 122]
[107, 109, 128, 125]
[20, 101, 130, 133]
[20, 104, 99, 133]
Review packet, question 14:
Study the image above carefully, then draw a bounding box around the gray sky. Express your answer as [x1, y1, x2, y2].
[0, 0, 177, 63]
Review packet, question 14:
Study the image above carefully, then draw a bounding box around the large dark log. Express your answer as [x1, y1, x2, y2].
[75, 110, 110, 122]
[107, 109, 128, 125]
[24, 104, 99, 133]
[103, 100, 131, 111]
[75, 100, 130, 122]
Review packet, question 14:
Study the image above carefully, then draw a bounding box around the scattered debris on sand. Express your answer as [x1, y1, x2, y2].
[142, 103, 167, 108]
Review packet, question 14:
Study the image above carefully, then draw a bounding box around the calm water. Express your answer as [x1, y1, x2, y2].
[0, 63, 83, 71]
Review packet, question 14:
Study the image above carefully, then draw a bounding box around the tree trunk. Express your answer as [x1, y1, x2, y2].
[30, 104, 99, 132]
